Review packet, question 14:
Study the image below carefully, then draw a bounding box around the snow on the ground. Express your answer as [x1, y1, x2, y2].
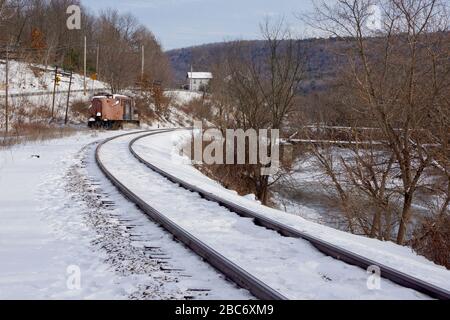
[271, 155, 343, 225]
[131, 130, 450, 293]
[139, 90, 202, 128]
[0, 60, 106, 96]
[100, 132, 427, 299]
[0, 131, 117, 298]
[165, 90, 203, 105]
[272, 192, 326, 223]
[0, 60, 107, 123]
[0, 129, 249, 299]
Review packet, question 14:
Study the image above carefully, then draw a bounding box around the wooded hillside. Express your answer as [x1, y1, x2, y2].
[0, 0, 172, 92]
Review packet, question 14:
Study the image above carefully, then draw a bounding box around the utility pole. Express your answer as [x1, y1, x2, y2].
[190, 64, 193, 91]
[83, 36, 87, 96]
[64, 71, 73, 125]
[96, 44, 99, 89]
[5, 45, 9, 135]
[141, 44, 145, 92]
[51, 65, 58, 120]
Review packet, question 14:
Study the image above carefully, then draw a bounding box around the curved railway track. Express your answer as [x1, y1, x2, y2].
[96, 129, 286, 300]
[96, 129, 450, 300]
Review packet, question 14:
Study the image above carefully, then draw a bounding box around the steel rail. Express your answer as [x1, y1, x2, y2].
[96, 130, 288, 300]
[129, 131, 450, 300]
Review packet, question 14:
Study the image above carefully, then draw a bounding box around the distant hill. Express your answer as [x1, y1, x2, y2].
[166, 38, 347, 92]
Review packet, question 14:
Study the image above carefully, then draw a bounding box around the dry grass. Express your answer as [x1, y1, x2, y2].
[178, 97, 212, 120]
[70, 100, 90, 121]
[181, 133, 256, 196]
[0, 98, 89, 148]
[182, 134, 290, 204]
[135, 95, 158, 123]
[1, 123, 79, 149]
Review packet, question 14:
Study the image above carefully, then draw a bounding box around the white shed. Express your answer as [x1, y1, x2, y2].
[187, 72, 213, 91]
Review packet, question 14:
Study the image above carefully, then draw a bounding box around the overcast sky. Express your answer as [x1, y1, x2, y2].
[83, 0, 315, 50]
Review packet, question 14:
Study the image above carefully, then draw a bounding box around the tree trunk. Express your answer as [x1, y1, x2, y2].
[384, 210, 392, 241]
[256, 175, 270, 205]
[370, 209, 382, 239]
[397, 192, 413, 245]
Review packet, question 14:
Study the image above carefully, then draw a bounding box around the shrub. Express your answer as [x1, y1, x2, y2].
[411, 214, 450, 268]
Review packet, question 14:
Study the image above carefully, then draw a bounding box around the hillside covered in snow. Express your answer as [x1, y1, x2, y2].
[0, 60, 106, 96]
[0, 60, 108, 129]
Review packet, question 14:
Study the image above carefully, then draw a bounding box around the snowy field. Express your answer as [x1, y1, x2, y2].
[131, 130, 450, 294]
[0, 130, 250, 299]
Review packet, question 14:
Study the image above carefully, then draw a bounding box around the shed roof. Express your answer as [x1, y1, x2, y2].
[187, 72, 213, 79]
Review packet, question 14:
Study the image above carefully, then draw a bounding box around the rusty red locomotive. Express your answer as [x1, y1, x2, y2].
[88, 93, 139, 129]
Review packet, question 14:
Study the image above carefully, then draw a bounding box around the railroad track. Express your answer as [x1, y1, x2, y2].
[96, 129, 286, 300]
[96, 129, 450, 300]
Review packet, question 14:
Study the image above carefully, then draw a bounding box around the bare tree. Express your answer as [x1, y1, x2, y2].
[304, 0, 450, 244]
[95, 9, 172, 93]
[0, 0, 8, 24]
[202, 20, 306, 204]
